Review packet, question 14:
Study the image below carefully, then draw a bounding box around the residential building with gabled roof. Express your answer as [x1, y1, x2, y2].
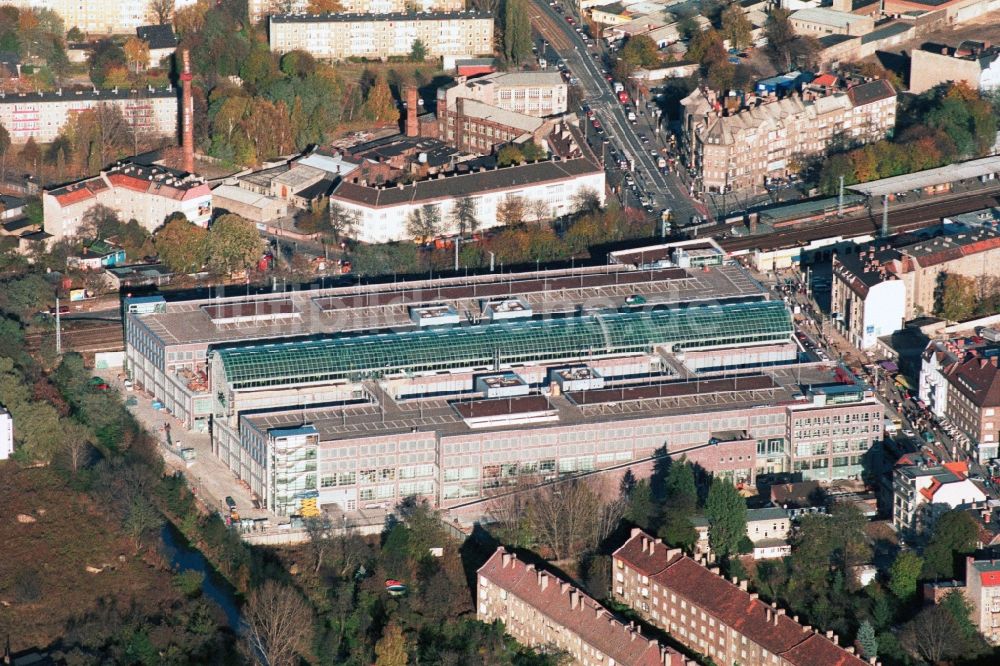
[612, 529, 875, 666]
[43, 162, 212, 242]
[478, 547, 693, 666]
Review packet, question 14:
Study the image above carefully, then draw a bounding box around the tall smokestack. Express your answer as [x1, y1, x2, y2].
[406, 86, 419, 138]
[181, 49, 194, 174]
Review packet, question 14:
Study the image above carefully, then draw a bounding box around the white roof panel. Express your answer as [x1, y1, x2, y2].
[848, 156, 1000, 198]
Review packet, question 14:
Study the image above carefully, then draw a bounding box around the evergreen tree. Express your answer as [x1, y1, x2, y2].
[705, 478, 747, 558]
[857, 620, 878, 660]
[625, 479, 656, 531]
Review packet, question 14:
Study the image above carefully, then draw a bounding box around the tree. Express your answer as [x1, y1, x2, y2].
[888, 550, 923, 601]
[922, 510, 979, 579]
[242, 580, 314, 666]
[304, 515, 333, 573]
[721, 5, 753, 52]
[328, 203, 360, 241]
[705, 478, 746, 558]
[405, 204, 441, 243]
[940, 588, 979, 641]
[0, 122, 9, 185]
[529, 478, 602, 561]
[616, 34, 660, 80]
[451, 196, 479, 236]
[123, 495, 162, 553]
[80, 203, 123, 240]
[149, 0, 174, 24]
[363, 73, 399, 124]
[857, 620, 878, 660]
[496, 195, 526, 226]
[88, 40, 127, 88]
[899, 605, 966, 663]
[497, 144, 525, 167]
[410, 38, 427, 62]
[503, 0, 532, 65]
[625, 478, 656, 530]
[572, 187, 602, 215]
[154, 216, 208, 273]
[764, 8, 796, 71]
[374, 622, 409, 666]
[207, 213, 264, 274]
[486, 479, 535, 547]
[521, 141, 546, 162]
[123, 36, 149, 73]
[937, 273, 977, 321]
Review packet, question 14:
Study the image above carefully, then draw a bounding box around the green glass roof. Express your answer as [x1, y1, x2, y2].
[215, 300, 792, 390]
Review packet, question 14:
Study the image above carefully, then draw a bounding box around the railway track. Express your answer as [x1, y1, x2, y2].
[720, 189, 1000, 254]
[24, 321, 124, 353]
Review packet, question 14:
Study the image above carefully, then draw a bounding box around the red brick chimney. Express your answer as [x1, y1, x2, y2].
[181, 49, 194, 174]
[406, 86, 419, 138]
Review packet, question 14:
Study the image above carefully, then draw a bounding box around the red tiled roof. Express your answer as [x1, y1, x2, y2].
[614, 531, 868, 666]
[943, 461, 968, 477]
[944, 355, 1000, 408]
[107, 172, 153, 193]
[981, 571, 1000, 586]
[478, 548, 684, 666]
[812, 74, 838, 87]
[920, 477, 942, 500]
[53, 187, 95, 206]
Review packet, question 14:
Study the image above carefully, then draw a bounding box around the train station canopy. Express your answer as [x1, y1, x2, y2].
[214, 301, 793, 390]
[848, 156, 1000, 198]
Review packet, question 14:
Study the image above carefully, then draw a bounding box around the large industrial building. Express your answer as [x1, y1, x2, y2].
[124, 258, 882, 518]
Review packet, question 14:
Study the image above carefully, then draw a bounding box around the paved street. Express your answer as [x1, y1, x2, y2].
[529, 0, 704, 226]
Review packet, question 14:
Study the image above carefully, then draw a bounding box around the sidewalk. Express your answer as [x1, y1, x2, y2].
[95, 367, 269, 524]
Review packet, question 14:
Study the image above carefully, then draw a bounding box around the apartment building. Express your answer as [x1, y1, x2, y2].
[0, 87, 179, 145]
[966, 557, 1000, 644]
[4, 0, 149, 34]
[478, 547, 691, 666]
[43, 162, 211, 242]
[328, 157, 605, 243]
[920, 329, 1000, 419]
[681, 79, 896, 193]
[268, 11, 493, 61]
[612, 530, 874, 666]
[438, 72, 568, 119]
[892, 454, 987, 534]
[440, 98, 552, 154]
[941, 354, 1000, 461]
[830, 246, 906, 350]
[248, 0, 465, 23]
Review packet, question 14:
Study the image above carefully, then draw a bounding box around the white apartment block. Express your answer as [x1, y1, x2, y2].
[329, 157, 605, 243]
[682, 79, 896, 193]
[268, 11, 493, 61]
[43, 162, 212, 242]
[0, 87, 178, 145]
[438, 71, 568, 119]
[248, 0, 465, 23]
[5, 0, 150, 34]
[0, 407, 12, 460]
[892, 456, 987, 534]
